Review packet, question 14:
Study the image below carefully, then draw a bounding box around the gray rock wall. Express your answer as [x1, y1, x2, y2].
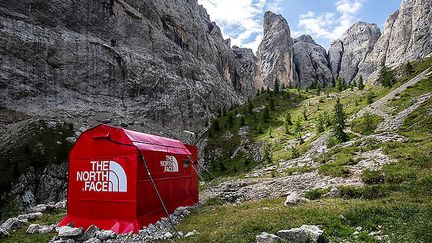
[256, 11, 295, 89]
[0, 0, 255, 133]
[293, 35, 333, 87]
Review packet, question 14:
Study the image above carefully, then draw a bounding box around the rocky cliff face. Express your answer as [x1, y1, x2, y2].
[256, 11, 295, 89]
[0, 0, 255, 134]
[357, 0, 432, 82]
[328, 22, 381, 83]
[293, 35, 333, 87]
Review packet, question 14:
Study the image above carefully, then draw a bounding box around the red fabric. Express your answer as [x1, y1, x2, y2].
[59, 124, 198, 233]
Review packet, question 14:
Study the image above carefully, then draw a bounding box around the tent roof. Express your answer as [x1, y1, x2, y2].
[87, 124, 191, 155]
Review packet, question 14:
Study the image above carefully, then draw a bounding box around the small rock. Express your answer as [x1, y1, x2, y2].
[185, 230, 197, 237]
[0, 218, 21, 231]
[58, 226, 83, 238]
[54, 201, 67, 209]
[256, 232, 282, 243]
[277, 225, 324, 243]
[83, 238, 101, 243]
[96, 230, 116, 240]
[353, 231, 360, 235]
[0, 228, 9, 238]
[81, 225, 100, 240]
[66, 137, 77, 143]
[322, 187, 341, 198]
[284, 192, 300, 206]
[26, 224, 42, 234]
[163, 232, 173, 239]
[355, 226, 363, 231]
[32, 204, 47, 213]
[18, 212, 43, 221]
[39, 225, 56, 234]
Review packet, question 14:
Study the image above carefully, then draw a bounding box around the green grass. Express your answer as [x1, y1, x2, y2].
[4, 209, 65, 243]
[350, 114, 383, 135]
[176, 195, 432, 242]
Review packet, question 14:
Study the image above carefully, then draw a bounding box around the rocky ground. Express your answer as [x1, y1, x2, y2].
[200, 69, 432, 207]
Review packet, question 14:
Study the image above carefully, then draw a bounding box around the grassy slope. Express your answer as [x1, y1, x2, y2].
[177, 58, 432, 242]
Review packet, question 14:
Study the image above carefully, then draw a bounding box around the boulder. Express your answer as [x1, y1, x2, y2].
[256, 232, 282, 243]
[95, 230, 116, 240]
[0, 217, 23, 231]
[322, 187, 341, 198]
[284, 192, 300, 206]
[81, 225, 100, 240]
[39, 225, 56, 234]
[277, 225, 325, 243]
[26, 224, 42, 234]
[57, 226, 83, 238]
[83, 238, 101, 243]
[0, 227, 10, 238]
[18, 212, 43, 220]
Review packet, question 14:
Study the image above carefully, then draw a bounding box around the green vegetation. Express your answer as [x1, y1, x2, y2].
[350, 113, 383, 135]
[0, 120, 74, 218]
[378, 65, 396, 87]
[388, 75, 432, 114]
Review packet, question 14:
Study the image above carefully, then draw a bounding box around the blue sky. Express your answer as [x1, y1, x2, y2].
[200, 0, 401, 52]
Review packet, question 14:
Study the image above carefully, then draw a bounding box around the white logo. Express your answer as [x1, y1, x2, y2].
[76, 161, 127, 192]
[160, 155, 179, 172]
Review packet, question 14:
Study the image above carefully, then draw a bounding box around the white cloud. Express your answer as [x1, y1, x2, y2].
[294, 0, 364, 43]
[200, 0, 270, 52]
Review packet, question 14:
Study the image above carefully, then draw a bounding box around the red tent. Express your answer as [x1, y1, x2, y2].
[59, 124, 199, 233]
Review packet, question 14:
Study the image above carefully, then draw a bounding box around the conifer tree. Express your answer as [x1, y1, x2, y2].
[293, 119, 304, 144]
[274, 79, 280, 93]
[367, 92, 374, 104]
[378, 64, 396, 87]
[357, 75, 365, 90]
[248, 101, 253, 114]
[240, 115, 245, 126]
[332, 98, 347, 142]
[213, 119, 220, 131]
[336, 78, 343, 92]
[262, 106, 270, 123]
[363, 112, 373, 133]
[303, 108, 308, 121]
[405, 61, 414, 75]
[285, 112, 292, 125]
[317, 114, 325, 133]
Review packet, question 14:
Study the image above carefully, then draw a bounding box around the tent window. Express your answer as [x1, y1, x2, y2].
[182, 159, 190, 168]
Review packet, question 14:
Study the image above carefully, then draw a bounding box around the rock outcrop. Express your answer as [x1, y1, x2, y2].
[328, 22, 381, 83]
[256, 11, 295, 89]
[232, 46, 257, 95]
[293, 35, 333, 87]
[357, 0, 432, 82]
[0, 0, 255, 134]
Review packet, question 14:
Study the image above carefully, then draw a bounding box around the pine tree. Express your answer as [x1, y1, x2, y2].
[332, 98, 347, 142]
[248, 101, 253, 114]
[357, 75, 365, 90]
[378, 64, 396, 87]
[262, 106, 270, 123]
[336, 78, 343, 92]
[317, 84, 321, 95]
[303, 108, 308, 121]
[316, 114, 325, 133]
[274, 79, 280, 93]
[293, 119, 304, 144]
[292, 147, 300, 158]
[405, 61, 414, 75]
[324, 111, 331, 128]
[269, 97, 275, 110]
[367, 92, 374, 104]
[285, 112, 292, 125]
[363, 112, 373, 134]
[257, 123, 263, 134]
[281, 83, 286, 91]
[213, 119, 220, 131]
[268, 127, 273, 138]
[240, 115, 245, 126]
